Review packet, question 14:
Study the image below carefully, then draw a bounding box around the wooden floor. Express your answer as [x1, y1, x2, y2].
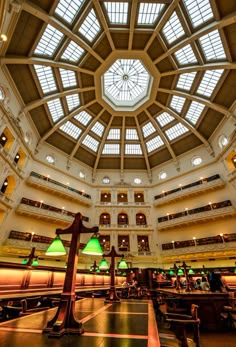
[0, 298, 160, 347]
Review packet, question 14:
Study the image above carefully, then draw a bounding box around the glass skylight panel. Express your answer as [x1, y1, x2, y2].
[91, 121, 105, 137]
[60, 121, 82, 139]
[165, 123, 189, 140]
[82, 134, 99, 152]
[142, 122, 156, 138]
[66, 94, 80, 111]
[183, 0, 213, 28]
[126, 129, 139, 140]
[104, 2, 129, 24]
[59, 69, 77, 88]
[162, 12, 185, 44]
[156, 112, 174, 127]
[170, 96, 186, 113]
[74, 111, 92, 126]
[199, 30, 226, 61]
[176, 72, 196, 91]
[125, 144, 142, 155]
[34, 65, 57, 94]
[78, 9, 101, 42]
[102, 144, 120, 154]
[103, 59, 150, 106]
[137, 3, 164, 25]
[61, 41, 85, 63]
[174, 44, 197, 65]
[146, 136, 164, 153]
[34, 24, 64, 56]
[55, 0, 84, 24]
[47, 99, 64, 122]
[107, 128, 120, 140]
[185, 101, 205, 125]
[197, 70, 224, 97]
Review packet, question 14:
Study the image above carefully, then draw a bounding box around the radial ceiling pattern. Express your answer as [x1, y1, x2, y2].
[2, 0, 236, 178]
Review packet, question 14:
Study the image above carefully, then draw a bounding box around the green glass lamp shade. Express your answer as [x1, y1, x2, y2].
[82, 235, 103, 255]
[106, 270, 109, 274]
[122, 272, 127, 276]
[45, 236, 66, 256]
[32, 258, 39, 266]
[177, 268, 184, 275]
[200, 270, 205, 275]
[234, 268, 236, 273]
[169, 269, 175, 275]
[99, 258, 109, 270]
[96, 268, 100, 273]
[188, 268, 195, 274]
[22, 259, 28, 265]
[118, 258, 128, 269]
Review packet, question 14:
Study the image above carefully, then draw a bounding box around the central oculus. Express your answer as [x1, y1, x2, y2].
[102, 59, 152, 111]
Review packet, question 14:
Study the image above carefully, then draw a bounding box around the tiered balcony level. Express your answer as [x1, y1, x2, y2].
[26, 172, 92, 206]
[157, 200, 236, 230]
[154, 174, 225, 206]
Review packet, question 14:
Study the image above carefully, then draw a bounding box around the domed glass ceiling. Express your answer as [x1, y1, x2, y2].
[1, 0, 236, 178]
[102, 58, 152, 109]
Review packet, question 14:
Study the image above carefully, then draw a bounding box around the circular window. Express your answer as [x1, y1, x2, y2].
[159, 171, 167, 180]
[79, 171, 85, 179]
[103, 176, 110, 184]
[191, 156, 202, 166]
[134, 178, 142, 184]
[218, 135, 228, 149]
[46, 154, 55, 164]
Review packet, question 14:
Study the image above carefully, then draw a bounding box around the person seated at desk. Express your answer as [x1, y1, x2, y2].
[200, 276, 210, 291]
[174, 276, 185, 289]
[128, 277, 141, 297]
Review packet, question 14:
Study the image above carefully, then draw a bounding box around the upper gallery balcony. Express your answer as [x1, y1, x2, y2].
[154, 174, 225, 206]
[157, 200, 236, 230]
[26, 172, 92, 206]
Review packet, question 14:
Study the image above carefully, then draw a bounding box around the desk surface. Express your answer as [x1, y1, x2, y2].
[0, 298, 160, 347]
[156, 288, 229, 297]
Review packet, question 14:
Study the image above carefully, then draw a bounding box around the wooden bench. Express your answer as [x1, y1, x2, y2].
[19, 296, 51, 316]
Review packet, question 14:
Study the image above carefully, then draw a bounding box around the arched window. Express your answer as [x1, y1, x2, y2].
[1, 178, 8, 194]
[136, 213, 146, 225]
[101, 192, 111, 202]
[118, 235, 130, 251]
[137, 236, 150, 252]
[117, 192, 128, 203]
[99, 213, 110, 225]
[0, 132, 7, 147]
[134, 192, 144, 203]
[118, 213, 128, 226]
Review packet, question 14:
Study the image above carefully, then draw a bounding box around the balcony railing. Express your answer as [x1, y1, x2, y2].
[16, 197, 89, 226]
[0, 192, 14, 208]
[99, 223, 153, 230]
[96, 201, 149, 206]
[154, 174, 224, 206]
[5, 230, 86, 251]
[157, 200, 236, 230]
[27, 172, 92, 206]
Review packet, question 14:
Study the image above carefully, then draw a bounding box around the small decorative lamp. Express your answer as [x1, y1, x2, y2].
[82, 235, 103, 255]
[188, 268, 195, 275]
[32, 258, 39, 266]
[21, 258, 28, 265]
[45, 236, 66, 256]
[169, 269, 175, 275]
[118, 258, 128, 269]
[177, 268, 184, 275]
[99, 258, 109, 270]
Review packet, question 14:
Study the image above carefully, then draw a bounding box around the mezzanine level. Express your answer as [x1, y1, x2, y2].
[157, 200, 236, 230]
[15, 198, 89, 226]
[154, 174, 225, 206]
[26, 172, 92, 207]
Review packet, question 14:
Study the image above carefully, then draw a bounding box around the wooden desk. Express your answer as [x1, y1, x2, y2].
[0, 298, 160, 347]
[157, 288, 229, 331]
